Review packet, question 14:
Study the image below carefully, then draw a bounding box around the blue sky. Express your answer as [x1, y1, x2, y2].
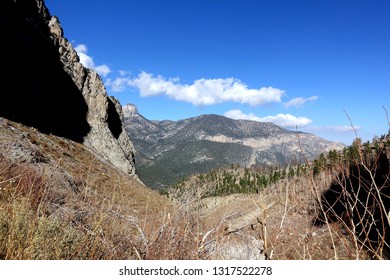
[46, 0, 390, 144]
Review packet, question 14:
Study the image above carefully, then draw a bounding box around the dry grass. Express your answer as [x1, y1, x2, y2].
[0, 120, 176, 260]
[185, 167, 377, 260]
[255, 172, 365, 260]
[1, 119, 388, 260]
[0, 158, 102, 259]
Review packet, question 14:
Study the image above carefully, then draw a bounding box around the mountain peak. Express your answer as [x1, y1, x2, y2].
[123, 108, 345, 188]
[122, 104, 139, 118]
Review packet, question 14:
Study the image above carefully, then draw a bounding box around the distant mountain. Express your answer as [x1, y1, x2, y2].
[123, 104, 344, 189]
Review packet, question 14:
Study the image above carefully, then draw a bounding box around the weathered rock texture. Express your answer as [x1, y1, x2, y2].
[0, 0, 136, 175]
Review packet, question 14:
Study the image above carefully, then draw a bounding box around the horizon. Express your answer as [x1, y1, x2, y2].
[46, 0, 390, 145]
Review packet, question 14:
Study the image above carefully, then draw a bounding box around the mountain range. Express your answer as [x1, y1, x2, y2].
[123, 104, 344, 189]
[2, 0, 388, 261]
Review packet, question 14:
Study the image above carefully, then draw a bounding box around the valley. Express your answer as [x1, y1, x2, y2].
[0, 0, 389, 261]
[123, 104, 344, 189]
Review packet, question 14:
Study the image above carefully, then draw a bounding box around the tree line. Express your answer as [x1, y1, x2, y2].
[167, 131, 390, 199]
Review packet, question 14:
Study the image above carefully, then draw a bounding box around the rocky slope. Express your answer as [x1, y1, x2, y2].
[123, 104, 344, 188]
[0, 118, 171, 259]
[0, 0, 135, 175]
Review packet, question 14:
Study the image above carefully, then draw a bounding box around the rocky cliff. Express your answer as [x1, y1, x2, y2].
[0, 0, 136, 175]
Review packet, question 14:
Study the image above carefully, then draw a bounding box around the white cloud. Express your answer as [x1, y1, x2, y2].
[260, 114, 312, 127]
[119, 70, 131, 77]
[74, 44, 111, 77]
[74, 44, 87, 53]
[106, 77, 130, 92]
[94, 64, 111, 77]
[307, 125, 361, 133]
[107, 71, 285, 106]
[284, 96, 319, 108]
[224, 110, 312, 128]
[75, 44, 94, 69]
[224, 110, 263, 122]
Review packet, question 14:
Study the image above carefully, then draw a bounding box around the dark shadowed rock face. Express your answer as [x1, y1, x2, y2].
[315, 151, 390, 259]
[107, 97, 123, 140]
[0, 0, 136, 175]
[0, 0, 90, 142]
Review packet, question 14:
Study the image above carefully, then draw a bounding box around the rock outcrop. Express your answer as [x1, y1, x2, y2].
[0, 0, 136, 175]
[123, 104, 140, 118]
